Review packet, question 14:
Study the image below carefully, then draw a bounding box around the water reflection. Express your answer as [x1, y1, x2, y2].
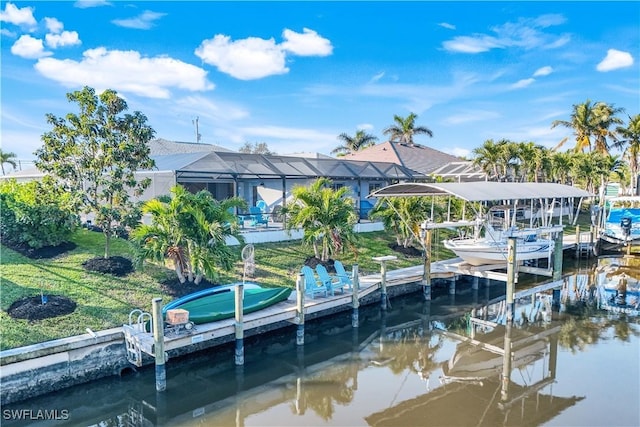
[4, 257, 640, 427]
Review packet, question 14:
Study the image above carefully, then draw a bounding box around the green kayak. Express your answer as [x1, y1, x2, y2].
[166, 286, 293, 324]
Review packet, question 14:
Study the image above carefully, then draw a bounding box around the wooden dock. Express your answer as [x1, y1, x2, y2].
[123, 231, 592, 367]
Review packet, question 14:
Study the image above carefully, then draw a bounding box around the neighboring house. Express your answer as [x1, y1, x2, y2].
[343, 140, 486, 182]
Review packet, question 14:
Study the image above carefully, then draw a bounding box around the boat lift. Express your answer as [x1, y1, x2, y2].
[368, 182, 593, 309]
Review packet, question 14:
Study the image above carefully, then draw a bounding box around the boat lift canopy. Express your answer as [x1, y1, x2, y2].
[368, 182, 592, 202]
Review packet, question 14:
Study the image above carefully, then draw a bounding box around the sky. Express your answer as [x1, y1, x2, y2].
[1, 1, 639, 164]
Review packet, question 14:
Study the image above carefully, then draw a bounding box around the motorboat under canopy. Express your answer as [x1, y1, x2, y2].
[368, 182, 592, 202]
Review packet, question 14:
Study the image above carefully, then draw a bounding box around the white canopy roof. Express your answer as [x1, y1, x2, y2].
[368, 182, 592, 202]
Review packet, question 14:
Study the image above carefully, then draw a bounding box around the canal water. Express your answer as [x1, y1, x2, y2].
[3, 256, 640, 427]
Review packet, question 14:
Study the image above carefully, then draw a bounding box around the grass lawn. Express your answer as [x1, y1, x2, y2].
[1, 228, 456, 351]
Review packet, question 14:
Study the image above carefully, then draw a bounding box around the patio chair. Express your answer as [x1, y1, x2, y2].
[300, 266, 328, 299]
[249, 206, 268, 227]
[315, 264, 346, 296]
[333, 260, 353, 289]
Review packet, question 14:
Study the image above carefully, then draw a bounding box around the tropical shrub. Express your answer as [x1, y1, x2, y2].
[0, 178, 77, 249]
[282, 178, 358, 261]
[131, 185, 246, 284]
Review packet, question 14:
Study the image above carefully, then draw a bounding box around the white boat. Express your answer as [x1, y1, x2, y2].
[595, 196, 640, 254]
[443, 216, 556, 266]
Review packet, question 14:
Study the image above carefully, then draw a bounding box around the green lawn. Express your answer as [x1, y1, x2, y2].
[1, 228, 453, 351]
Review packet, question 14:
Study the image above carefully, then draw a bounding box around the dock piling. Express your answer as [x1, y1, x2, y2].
[351, 264, 359, 328]
[421, 227, 432, 301]
[235, 283, 244, 365]
[296, 274, 305, 345]
[553, 230, 564, 280]
[151, 298, 166, 392]
[373, 256, 397, 310]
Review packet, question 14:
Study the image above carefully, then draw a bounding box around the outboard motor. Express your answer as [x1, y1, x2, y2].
[621, 217, 632, 238]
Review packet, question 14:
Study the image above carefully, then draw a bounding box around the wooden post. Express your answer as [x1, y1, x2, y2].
[553, 230, 564, 281]
[373, 256, 396, 310]
[575, 225, 580, 259]
[235, 283, 244, 365]
[296, 273, 305, 345]
[506, 237, 517, 324]
[422, 228, 432, 301]
[152, 298, 166, 392]
[351, 264, 360, 328]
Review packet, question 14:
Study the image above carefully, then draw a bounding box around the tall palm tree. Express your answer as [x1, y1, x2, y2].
[591, 102, 624, 154]
[0, 149, 17, 175]
[331, 130, 378, 156]
[382, 112, 433, 146]
[613, 114, 640, 194]
[552, 100, 597, 152]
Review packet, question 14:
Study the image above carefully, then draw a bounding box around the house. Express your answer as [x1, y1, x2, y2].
[343, 140, 486, 182]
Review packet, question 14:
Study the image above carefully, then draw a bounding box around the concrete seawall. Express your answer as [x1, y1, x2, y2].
[0, 273, 426, 405]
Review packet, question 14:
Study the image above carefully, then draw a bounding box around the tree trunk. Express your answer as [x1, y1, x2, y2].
[104, 231, 111, 259]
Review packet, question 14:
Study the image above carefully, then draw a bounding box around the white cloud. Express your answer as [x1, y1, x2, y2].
[597, 49, 634, 72]
[442, 35, 502, 53]
[11, 35, 51, 59]
[74, 0, 111, 8]
[34, 47, 214, 98]
[533, 66, 553, 77]
[195, 35, 288, 80]
[1, 28, 17, 37]
[45, 31, 81, 48]
[511, 78, 535, 89]
[443, 14, 570, 54]
[438, 22, 456, 30]
[357, 123, 374, 131]
[112, 10, 166, 30]
[0, 3, 37, 30]
[281, 28, 333, 56]
[44, 17, 63, 33]
[369, 72, 385, 83]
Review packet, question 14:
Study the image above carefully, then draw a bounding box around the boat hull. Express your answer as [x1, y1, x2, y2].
[443, 239, 553, 266]
[163, 285, 292, 324]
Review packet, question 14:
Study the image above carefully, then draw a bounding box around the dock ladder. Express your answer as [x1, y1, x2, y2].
[123, 309, 152, 367]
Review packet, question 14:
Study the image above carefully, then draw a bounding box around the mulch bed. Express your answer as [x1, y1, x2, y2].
[389, 243, 423, 257]
[1, 240, 77, 259]
[7, 295, 77, 321]
[159, 277, 220, 298]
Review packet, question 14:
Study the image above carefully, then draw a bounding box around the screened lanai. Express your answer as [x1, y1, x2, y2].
[145, 151, 423, 223]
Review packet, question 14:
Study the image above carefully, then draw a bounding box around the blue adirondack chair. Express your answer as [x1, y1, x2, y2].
[333, 260, 353, 289]
[249, 206, 268, 227]
[315, 264, 346, 296]
[300, 266, 328, 299]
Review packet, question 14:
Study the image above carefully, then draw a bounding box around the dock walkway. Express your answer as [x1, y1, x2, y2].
[124, 233, 588, 365]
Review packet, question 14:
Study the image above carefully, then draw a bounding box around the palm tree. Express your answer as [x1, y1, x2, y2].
[282, 178, 358, 261]
[552, 100, 623, 154]
[552, 100, 597, 152]
[550, 151, 574, 184]
[471, 139, 503, 180]
[613, 114, 640, 194]
[591, 102, 624, 154]
[131, 185, 246, 284]
[331, 130, 378, 156]
[382, 112, 433, 146]
[369, 196, 432, 248]
[0, 149, 17, 175]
